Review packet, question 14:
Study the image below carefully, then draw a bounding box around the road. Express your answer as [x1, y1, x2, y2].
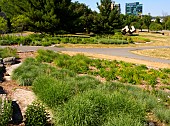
[1, 45, 170, 64]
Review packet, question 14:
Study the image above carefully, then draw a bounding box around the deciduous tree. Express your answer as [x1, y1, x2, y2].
[143, 15, 152, 32]
[150, 22, 163, 31]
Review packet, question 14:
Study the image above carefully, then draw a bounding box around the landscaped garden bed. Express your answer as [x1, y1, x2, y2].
[9, 49, 170, 126]
[0, 33, 150, 46]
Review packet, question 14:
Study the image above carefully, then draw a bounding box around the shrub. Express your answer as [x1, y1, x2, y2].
[41, 41, 52, 47]
[25, 102, 49, 126]
[97, 38, 128, 44]
[119, 68, 142, 84]
[132, 37, 150, 43]
[161, 68, 170, 74]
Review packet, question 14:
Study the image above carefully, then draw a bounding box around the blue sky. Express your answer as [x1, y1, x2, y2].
[72, 0, 170, 16]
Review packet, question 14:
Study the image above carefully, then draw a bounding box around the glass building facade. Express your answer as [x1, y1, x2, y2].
[125, 2, 143, 16]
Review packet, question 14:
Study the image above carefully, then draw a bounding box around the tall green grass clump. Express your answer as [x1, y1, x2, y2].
[32, 76, 75, 107]
[153, 107, 170, 124]
[12, 58, 42, 86]
[32, 75, 101, 108]
[50, 68, 76, 80]
[0, 47, 18, 58]
[36, 49, 59, 63]
[0, 98, 12, 126]
[99, 82, 170, 125]
[103, 113, 144, 126]
[73, 75, 101, 93]
[99, 82, 162, 111]
[12, 58, 57, 86]
[54, 54, 91, 73]
[57, 89, 146, 126]
[12, 57, 78, 86]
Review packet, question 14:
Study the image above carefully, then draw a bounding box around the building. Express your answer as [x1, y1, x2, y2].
[111, 1, 121, 13]
[125, 2, 143, 16]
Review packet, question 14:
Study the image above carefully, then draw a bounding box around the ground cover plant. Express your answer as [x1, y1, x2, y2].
[12, 49, 170, 126]
[0, 33, 150, 46]
[12, 57, 76, 86]
[36, 49, 170, 87]
[0, 98, 12, 126]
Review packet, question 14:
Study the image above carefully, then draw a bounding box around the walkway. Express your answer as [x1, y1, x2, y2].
[1, 46, 170, 64]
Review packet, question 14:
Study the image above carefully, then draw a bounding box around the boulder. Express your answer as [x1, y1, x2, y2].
[3, 57, 16, 65]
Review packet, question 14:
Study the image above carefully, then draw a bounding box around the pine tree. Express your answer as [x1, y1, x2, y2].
[0, 17, 7, 34]
[0, 0, 71, 33]
[97, 0, 121, 33]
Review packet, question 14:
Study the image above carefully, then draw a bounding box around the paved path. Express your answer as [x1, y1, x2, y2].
[1, 46, 170, 64]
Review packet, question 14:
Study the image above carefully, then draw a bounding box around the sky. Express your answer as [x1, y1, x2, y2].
[72, 0, 170, 16]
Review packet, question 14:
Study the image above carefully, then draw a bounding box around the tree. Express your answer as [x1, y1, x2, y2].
[143, 15, 152, 32]
[0, 0, 71, 33]
[0, 17, 7, 34]
[131, 17, 144, 32]
[162, 16, 170, 30]
[155, 17, 161, 24]
[11, 15, 30, 33]
[124, 15, 138, 27]
[149, 22, 163, 31]
[165, 17, 170, 30]
[68, 2, 94, 33]
[97, 0, 121, 33]
[138, 18, 144, 31]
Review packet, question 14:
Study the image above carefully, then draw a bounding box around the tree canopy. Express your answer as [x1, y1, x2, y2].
[0, 16, 7, 34]
[143, 15, 152, 32]
[96, 0, 121, 33]
[0, 0, 165, 34]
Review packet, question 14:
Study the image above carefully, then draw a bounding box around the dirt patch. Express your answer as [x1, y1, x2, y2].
[11, 89, 36, 116]
[18, 51, 35, 62]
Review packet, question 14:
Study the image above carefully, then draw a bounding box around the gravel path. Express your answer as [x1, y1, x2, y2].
[1, 45, 170, 64]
